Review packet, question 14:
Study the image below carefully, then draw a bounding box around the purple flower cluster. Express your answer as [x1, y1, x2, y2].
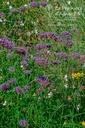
[0, 38, 14, 50]
[53, 60, 61, 65]
[19, 6, 27, 11]
[54, 36, 63, 42]
[63, 41, 74, 47]
[35, 44, 45, 50]
[0, 83, 10, 91]
[20, 61, 28, 68]
[18, 120, 29, 127]
[36, 76, 50, 87]
[45, 44, 52, 49]
[0, 12, 4, 17]
[29, 1, 38, 7]
[9, 9, 20, 15]
[38, 32, 55, 39]
[14, 85, 30, 94]
[24, 70, 31, 75]
[8, 67, 15, 72]
[56, 52, 69, 60]
[72, 53, 79, 59]
[14, 86, 24, 94]
[60, 31, 71, 40]
[33, 57, 49, 66]
[8, 78, 16, 84]
[17, 47, 27, 56]
[24, 85, 30, 91]
[40, 1, 47, 6]
[38, 32, 63, 42]
[78, 55, 85, 63]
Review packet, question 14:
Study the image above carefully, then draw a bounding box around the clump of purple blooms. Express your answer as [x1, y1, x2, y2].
[20, 61, 28, 68]
[29, 1, 38, 7]
[56, 52, 69, 60]
[0, 83, 10, 91]
[17, 47, 27, 56]
[8, 78, 16, 84]
[0, 38, 14, 50]
[36, 76, 50, 87]
[24, 70, 31, 75]
[33, 57, 49, 66]
[53, 60, 61, 65]
[72, 53, 79, 59]
[35, 44, 45, 50]
[40, 1, 47, 6]
[18, 120, 29, 127]
[14, 86, 24, 94]
[24, 85, 30, 91]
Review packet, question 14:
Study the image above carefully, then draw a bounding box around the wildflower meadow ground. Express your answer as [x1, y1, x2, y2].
[0, 0, 85, 128]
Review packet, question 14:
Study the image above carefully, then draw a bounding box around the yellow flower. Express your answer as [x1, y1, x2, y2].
[82, 121, 85, 127]
[67, 96, 72, 101]
[33, 93, 36, 96]
[72, 72, 84, 78]
[64, 121, 67, 125]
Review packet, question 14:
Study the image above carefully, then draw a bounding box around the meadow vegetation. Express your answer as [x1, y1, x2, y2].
[0, 0, 85, 127]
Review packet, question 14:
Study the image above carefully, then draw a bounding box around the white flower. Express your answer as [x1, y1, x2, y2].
[24, 4, 28, 7]
[9, 6, 12, 9]
[20, 23, 24, 26]
[64, 84, 68, 88]
[7, 2, 10, 5]
[27, 32, 31, 36]
[0, 18, 2, 22]
[47, 92, 53, 98]
[67, 1, 71, 5]
[64, 74, 68, 81]
[76, 104, 80, 110]
[3, 101, 7, 106]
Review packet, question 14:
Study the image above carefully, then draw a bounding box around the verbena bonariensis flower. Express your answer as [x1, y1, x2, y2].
[60, 31, 69, 36]
[17, 47, 27, 56]
[40, 1, 47, 6]
[0, 83, 10, 91]
[14, 86, 24, 94]
[18, 120, 29, 127]
[35, 44, 45, 50]
[63, 41, 74, 47]
[24, 70, 31, 75]
[8, 67, 15, 72]
[33, 57, 49, 66]
[53, 60, 61, 65]
[72, 53, 79, 59]
[29, 1, 38, 7]
[56, 52, 69, 60]
[0, 12, 4, 17]
[36, 76, 50, 87]
[54, 36, 63, 42]
[8, 78, 16, 84]
[20, 61, 28, 68]
[7, 53, 12, 59]
[0, 38, 14, 50]
[23, 55, 28, 60]
[9, 9, 20, 15]
[24, 85, 30, 91]
[19, 6, 27, 11]
[78, 55, 85, 63]
[45, 44, 52, 49]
